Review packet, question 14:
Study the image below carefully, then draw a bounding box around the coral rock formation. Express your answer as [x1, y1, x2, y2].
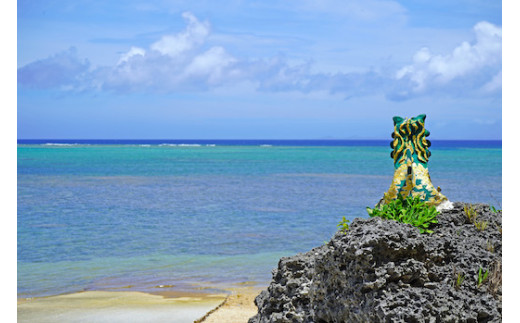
[249, 203, 502, 323]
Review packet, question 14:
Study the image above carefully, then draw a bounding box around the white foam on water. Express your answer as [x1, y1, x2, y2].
[43, 143, 78, 146]
[158, 144, 203, 147]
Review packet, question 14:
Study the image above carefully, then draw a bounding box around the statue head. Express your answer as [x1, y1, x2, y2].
[390, 114, 431, 169]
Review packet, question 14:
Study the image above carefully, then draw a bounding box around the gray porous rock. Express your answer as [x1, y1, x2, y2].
[249, 202, 502, 323]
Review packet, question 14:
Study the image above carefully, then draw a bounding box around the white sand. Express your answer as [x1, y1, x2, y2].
[18, 290, 227, 323]
[198, 286, 262, 323]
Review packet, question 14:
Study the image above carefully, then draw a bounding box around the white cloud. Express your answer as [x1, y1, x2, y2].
[150, 12, 209, 57]
[184, 46, 238, 84]
[395, 21, 502, 94]
[101, 12, 223, 92]
[482, 70, 501, 93]
[117, 47, 146, 65]
[18, 14, 501, 101]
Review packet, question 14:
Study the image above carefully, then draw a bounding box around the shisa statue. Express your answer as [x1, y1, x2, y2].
[376, 114, 453, 211]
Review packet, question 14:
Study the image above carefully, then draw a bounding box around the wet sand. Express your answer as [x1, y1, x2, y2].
[197, 286, 262, 323]
[18, 290, 227, 323]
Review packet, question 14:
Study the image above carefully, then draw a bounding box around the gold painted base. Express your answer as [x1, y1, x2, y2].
[379, 162, 449, 208]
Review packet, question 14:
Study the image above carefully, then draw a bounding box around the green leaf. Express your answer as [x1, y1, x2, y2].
[367, 194, 439, 234]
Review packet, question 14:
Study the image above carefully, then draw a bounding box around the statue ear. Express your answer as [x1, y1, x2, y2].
[393, 116, 404, 125]
[415, 114, 426, 123]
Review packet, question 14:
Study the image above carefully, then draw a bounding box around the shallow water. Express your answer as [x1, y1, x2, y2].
[17, 141, 501, 297]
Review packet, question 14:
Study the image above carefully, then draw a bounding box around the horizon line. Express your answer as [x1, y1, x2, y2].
[17, 138, 502, 141]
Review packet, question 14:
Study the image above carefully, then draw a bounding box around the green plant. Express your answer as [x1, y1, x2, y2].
[477, 267, 489, 288]
[454, 272, 465, 290]
[337, 216, 350, 234]
[464, 204, 490, 231]
[464, 204, 478, 223]
[366, 194, 439, 234]
[474, 220, 488, 231]
[488, 193, 502, 214]
[490, 205, 501, 213]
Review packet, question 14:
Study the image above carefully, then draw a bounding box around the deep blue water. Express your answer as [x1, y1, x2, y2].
[17, 140, 501, 298]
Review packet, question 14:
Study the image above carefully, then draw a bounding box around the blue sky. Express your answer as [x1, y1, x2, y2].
[17, 0, 502, 139]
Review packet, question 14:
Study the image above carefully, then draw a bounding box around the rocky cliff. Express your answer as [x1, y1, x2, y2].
[249, 202, 502, 323]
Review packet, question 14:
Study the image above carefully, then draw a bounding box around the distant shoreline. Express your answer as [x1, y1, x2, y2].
[17, 139, 502, 148]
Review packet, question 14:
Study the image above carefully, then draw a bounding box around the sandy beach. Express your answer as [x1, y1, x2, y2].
[197, 285, 262, 323]
[18, 285, 261, 323]
[18, 290, 227, 323]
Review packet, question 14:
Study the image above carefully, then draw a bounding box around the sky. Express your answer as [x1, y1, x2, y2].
[17, 0, 503, 140]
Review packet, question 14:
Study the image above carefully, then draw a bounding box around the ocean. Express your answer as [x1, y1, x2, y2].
[17, 140, 502, 298]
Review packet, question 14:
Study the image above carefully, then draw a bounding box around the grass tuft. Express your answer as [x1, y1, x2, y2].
[464, 204, 478, 223]
[464, 203, 492, 232]
[477, 267, 489, 288]
[366, 194, 438, 234]
[474, 220, 488, 231]
[454, 272, 465, 290]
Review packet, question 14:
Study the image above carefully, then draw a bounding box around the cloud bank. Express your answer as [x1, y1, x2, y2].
[18, 13, 501, 100]
[17, 47, 90, 89]
[391, 21, 501, 100]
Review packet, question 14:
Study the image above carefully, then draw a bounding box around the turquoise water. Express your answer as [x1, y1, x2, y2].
[17, 142, 501, 297]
